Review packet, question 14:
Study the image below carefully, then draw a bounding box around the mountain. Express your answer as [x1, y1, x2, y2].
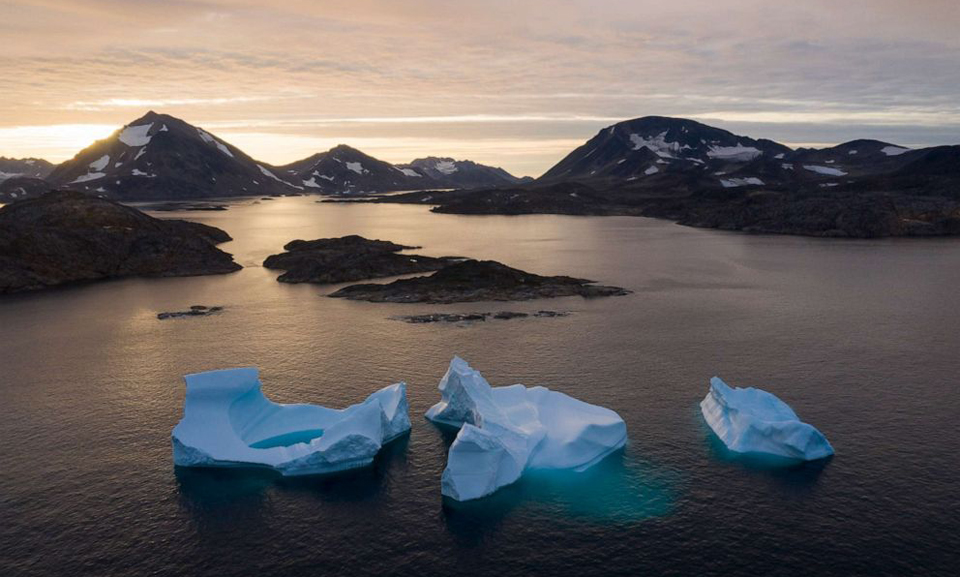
[540, 117, 945, 194]
[0, 190, 240, 293]
[0, 157, 56, 182]
[8, 112, 527, 201]
[365, 116, 960, 238]
[400, 157, 531, 189]
[277, 147, 529, 194]
[0, 177, 51, 203]
[276, 145, 443, 194]
[540, 116, 792, 184]
[45, 111, 301, 200]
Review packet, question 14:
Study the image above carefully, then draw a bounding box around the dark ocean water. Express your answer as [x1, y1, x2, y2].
[1, 197, 958, 576]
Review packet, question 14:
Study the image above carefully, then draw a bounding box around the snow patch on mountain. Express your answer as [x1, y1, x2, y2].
[644, 165, 659, 175]
[118, 124, 153, 147]
[720, 177, 764, 188]
[258, 164, 302, 189]
[882, 146, 910, 156]
[435, 160, 458, 174]
[629, 132, 682, 158]
[346, 161, 367, 175]
[89, 155, 110, 171]
[257, 164, 281, 181]
[804, 165, 848, 176]
[197, 129, 234, 158]
[396, 167, 421, 177]
[71, 172, 106, 184]
[707, 144, 762, 161]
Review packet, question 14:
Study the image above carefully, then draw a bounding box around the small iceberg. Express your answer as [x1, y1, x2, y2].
[700, 377, 834, 461]
[426, 357, 627, 501]
[172, 368, 410, 475]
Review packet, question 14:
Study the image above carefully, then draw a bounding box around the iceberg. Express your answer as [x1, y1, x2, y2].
[700, 377, 834, 461]
[172, 368, 411, 475]
[426, 357, 627, 501]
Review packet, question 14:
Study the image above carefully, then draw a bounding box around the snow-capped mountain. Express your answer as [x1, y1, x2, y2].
[540, 116, 792, 185]
[278, 148, 529, 194]
[46, 111, 300, 200]
[535, 116, 960, 192]
[400, 157, 530, 189]
[0, 157, 56, 182]
[276, 145, 443, 194]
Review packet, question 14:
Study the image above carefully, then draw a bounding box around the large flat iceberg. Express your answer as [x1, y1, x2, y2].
[426, 357, 627, 501]
[172, 368, 410, 475]
[700, 377, 833, 461]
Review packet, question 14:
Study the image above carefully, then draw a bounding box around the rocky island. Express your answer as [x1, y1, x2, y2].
[329, 259, 629, 303]
[0, 190, 241, 294]
[157, 305, 225, 319]
[395, 310, 569, 323]
[263, 234, 460, 284]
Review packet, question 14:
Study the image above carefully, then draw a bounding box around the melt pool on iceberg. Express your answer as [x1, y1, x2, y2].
[172, 368, 411, 475]
[700, 376, 834, 461]
[426, 356, 628, 502]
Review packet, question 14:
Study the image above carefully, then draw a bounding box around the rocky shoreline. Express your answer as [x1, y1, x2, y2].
[0, 191, 241, 294]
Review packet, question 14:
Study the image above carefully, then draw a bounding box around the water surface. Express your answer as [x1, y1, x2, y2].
[1, 197, 958, 576]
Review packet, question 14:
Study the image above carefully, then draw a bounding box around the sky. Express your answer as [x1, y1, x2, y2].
[1, 0, 958, 177]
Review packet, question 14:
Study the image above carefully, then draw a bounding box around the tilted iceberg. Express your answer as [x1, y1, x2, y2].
[700, 377, 834, 461]
[426, 357, 627, 501]
[172, 368, 411, 475]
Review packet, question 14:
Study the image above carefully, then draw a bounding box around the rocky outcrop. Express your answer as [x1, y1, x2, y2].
[0, 190, 241, 294]
[329, 259, 629, 303]
[263, 235, 461, 284]
[394, 310, 569, 323]
[157, 305, 225, 319]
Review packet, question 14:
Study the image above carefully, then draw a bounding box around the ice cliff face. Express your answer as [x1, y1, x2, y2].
[700, 377, 834, 461]
[426, 357, 627, 501]
[172, 368, 410, 475]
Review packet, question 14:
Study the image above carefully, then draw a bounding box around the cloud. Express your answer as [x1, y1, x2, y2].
[63, 95, 297, 111]
[1, 1, 958, 174]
